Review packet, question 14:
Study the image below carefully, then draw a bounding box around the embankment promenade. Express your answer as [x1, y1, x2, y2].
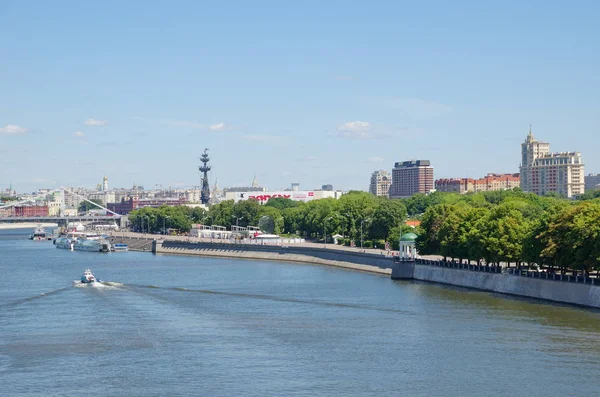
[0, 222, 58, 230]
[109, 232, 600, 309]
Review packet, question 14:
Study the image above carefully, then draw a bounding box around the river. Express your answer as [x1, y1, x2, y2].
[1, 229, 599, 396]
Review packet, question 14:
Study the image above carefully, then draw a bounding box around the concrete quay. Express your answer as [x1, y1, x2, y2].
[392, 260, 600, 309]
[108, 232, 394, 275]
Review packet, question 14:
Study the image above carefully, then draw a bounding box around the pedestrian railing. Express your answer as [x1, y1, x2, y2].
[404, 258, 598, 285]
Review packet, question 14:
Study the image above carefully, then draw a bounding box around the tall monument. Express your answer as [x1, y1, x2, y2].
[199, 148, 211, 205]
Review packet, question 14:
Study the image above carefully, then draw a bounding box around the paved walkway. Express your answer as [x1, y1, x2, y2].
[110, 230, 442, 259]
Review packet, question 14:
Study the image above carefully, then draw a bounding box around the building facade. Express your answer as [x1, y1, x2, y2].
[13, 205, 49, 217]
[436, 173, 520, 194]
[369, 170, 392, 197]
[585, 174, 600, 192]
[520, 129, 584, 198]
[389, 160, 434, 198]
[224, 190, 343, 204]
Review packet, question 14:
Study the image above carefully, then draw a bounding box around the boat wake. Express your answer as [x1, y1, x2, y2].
[124, 283, 409, 314]
[72, 281, 121, 289]
[0, 287, 70, 309]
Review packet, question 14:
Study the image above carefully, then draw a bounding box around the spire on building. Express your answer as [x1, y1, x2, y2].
[251, 173, 258, 188]
[527, 124, 534, 142]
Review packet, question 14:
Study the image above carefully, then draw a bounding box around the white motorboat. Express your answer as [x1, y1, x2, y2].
[80, 269, 99, 283]
[29, 226, 49, 241]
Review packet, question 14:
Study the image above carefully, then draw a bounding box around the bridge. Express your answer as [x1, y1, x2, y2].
[0, 215, 127, 228]
[0, 187, 127, 228]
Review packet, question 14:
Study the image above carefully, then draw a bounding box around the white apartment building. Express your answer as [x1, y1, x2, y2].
[369, 170, 391, 197]
[520, 129, 584, 198]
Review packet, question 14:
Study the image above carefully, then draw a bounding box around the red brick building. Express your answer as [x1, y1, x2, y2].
[13, 205, 49, 217]
[435, 173, 520, 194]
[107, 198, 139, 215]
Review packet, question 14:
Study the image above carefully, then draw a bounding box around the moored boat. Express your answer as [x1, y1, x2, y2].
[55, 237, 75, 250]
[73, 238, 112, 253]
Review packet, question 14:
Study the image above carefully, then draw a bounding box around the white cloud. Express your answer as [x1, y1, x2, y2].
[209, 122, 225, 131]
[338, 121, 370, 132]
[74, 131, 85, 137]
[0, 124, 27, 135]
[337, 121, 374, 139]
[367, 156, 384, 164]
[84, 118, 108, 126]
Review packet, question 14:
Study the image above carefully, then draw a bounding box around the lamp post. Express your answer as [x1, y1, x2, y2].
[163, 215, 170, 235]
[360, 218, 370, 250]
[232, 216, 243, 227]
[323, 216, 332, 248]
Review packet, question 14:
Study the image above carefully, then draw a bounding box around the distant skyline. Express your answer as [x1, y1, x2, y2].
[1, 1, 599, 193]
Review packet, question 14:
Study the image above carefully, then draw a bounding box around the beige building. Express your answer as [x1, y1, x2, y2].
[520, 128, 584, 198]
[369, 170, 391, 197]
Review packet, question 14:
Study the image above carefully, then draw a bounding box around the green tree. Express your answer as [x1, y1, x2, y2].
[264, 197, 299, 210]
[369, 199, 407, 240]
[540, 201, 600, 275]
[232, 199, 261, 227]
[415, 204, 450, 256]
[78, 199, 104, 213]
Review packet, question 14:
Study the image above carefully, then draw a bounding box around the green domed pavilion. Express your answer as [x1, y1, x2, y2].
[399, 232, 418, 259]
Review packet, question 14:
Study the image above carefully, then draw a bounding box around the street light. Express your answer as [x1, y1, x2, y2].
[232, 215, 243, 227]
[163, 215, 170, 235]
[323, 216, 332, 248]
[360, 217, 371, 250]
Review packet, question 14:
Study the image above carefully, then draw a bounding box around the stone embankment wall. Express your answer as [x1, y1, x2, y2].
[392, 262, 600, 308]
[152, 240, 393, 275]
[110, 236, 153, 252]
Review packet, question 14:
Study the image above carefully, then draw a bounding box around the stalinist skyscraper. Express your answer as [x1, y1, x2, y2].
[519, 127, 584, 198]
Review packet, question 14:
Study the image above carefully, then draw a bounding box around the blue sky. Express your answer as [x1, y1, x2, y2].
[1, 0, 599, 193]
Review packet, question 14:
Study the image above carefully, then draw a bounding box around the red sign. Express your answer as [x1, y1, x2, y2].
[249, 194, 292, 202]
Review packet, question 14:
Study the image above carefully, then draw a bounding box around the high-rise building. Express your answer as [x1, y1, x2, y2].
[585, 174, 600, 192]
[369, 170, 391, 197]
[389, 160, 434, 198]
[519, 128, 584, 198]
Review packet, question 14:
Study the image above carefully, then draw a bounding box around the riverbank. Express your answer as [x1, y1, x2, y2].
[0, 222, 58, 230]
[109, 233, 600, 308]
[392, 260, 600, 309]
[108, 235, 393, 275]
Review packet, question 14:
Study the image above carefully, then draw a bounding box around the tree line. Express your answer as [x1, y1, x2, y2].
[415, 190, 600, 275]
[127, 189, 600, 272]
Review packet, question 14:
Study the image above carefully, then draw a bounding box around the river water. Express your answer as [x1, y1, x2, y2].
[1, 229, 599, 396]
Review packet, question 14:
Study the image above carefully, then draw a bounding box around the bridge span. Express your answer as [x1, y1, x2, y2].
[0, 215, 127, 228]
